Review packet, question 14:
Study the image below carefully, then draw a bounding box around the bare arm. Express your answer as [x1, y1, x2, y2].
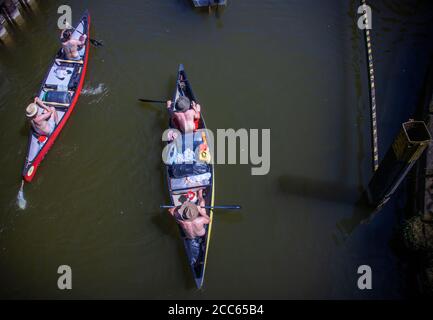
[191, 101, 201, 120]
[34, 97, 51, 112]
[79, 34, 87, 44]
[78, 35, 87, 46]
[168, 207, 176, 217]
[34, 112, 52, 122]
[69, 39, 85, 47]
[167, 100, 175, 117]
[197, 189, 209, 219]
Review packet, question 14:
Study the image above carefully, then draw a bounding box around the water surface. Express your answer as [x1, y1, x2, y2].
[0, 0, 433, 299]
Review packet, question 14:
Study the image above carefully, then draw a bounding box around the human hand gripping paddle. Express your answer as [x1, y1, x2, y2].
[65, 22, 104, 47]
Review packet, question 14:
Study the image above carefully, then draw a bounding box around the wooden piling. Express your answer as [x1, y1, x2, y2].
[0, 12, 6, 38]
[17, 0, 30, 11]
[368, 121, 432, 208]
[0, 0, 36, 40]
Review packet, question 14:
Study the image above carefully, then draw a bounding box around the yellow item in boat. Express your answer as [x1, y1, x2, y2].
[198, 131, 211, 163]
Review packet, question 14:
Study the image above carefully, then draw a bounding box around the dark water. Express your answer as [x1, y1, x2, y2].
[0, 0, 433, 299]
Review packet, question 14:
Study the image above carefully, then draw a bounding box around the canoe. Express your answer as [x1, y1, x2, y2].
[165, 64, 215, 289]
[192, 0, 227, 7]
[22, 11, 91, 182]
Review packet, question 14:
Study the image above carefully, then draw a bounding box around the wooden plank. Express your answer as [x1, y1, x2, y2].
[43, 101, 70, 107]
[55, 58, 83, 64]
[44, 88, 75, 94]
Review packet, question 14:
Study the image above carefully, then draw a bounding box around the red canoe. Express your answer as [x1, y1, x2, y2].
[22, 11, 91, 182]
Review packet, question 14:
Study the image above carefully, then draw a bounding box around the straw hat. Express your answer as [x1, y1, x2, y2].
[26, 103, 38, 118]
[178, 201, 199, 221]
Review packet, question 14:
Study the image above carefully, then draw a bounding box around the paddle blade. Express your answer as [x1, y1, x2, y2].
[90, 38, 103, 47]
[17, 182, 27, 210]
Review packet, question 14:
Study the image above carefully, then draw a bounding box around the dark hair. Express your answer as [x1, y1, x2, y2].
[61, 29, 72, 42]
[175, 96, 191, 112]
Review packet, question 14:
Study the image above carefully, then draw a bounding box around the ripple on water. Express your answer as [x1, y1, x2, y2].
[81, 83, 110, 105]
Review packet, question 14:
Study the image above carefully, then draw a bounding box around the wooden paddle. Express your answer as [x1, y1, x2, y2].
[56, 59, 84, 64]
[44, 101, 70, 107]
[160, 205, 242, 210]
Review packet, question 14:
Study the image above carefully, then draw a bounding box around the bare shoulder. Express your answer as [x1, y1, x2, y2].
[196, 216, 210, 225]
[186, 109, 196, 119]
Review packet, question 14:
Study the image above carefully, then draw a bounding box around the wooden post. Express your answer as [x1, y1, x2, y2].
[0, 6, 13, 25]
[367, 121, 432, 208]
[17, 0, 30, 10]
[0, 0, 21, 25]
[0, 26, 6, 40]
[0, 12, 6, 38]
[3, 0, 17, 16]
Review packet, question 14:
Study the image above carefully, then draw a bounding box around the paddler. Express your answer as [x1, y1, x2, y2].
[168, 189, 210, 265]
[26, 97, 59, 136]
[167, 96, 201, 133]
[60, 28, 87, 61]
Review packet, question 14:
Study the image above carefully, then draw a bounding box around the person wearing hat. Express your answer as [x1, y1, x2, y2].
[60, 28, 87, 60]
[166, 96, 201, 133]
[168, 189, 210, 265]
[26, 97, 59, 136]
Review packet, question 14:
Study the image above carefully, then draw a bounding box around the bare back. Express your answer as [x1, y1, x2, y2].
[172, 109, 197, 133]
[63, 39, 84, 60]
[178, 217, 209, 239]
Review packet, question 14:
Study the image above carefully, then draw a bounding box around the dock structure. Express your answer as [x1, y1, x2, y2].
[0, 0, 33, 40]
[360, 0, 433, 211]
[396, 62, 433, 296]
[0, 13, 6, 38]
[403, 108, 433, 295]
[367, 121, 431, 208]
[192, 0, 227, 7]
[422, 113, 433, 220]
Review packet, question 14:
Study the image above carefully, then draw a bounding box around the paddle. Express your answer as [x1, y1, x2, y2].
[138, 98, 167, 104]
[17, 180, 27, 210]
[65, 23, 104, 47]
[160, 205, 242, 210]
